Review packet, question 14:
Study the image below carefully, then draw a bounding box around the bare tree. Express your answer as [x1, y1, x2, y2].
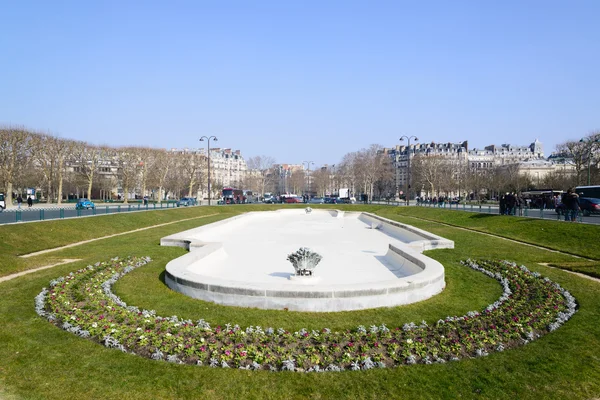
[72, 141, 109, 199]
[115, 147, 141, 203]
[542, 165, 577, 190]
[246, 155, 275, 196]
[289, 170, 305, 194]
[337, 152, 359, 196]
[54, 138, 77, 204]
[372, 156, 395, 200]
[312, 167, 330, 197]
[411, 154, 443, 198]
[180, 151, 206, 198]
[137, 147, 157, 198]
[31, 133, 57, 203]
[149, 149, 175, 201]
[164, 162, 186, 201]
[0, 126, 35, 207]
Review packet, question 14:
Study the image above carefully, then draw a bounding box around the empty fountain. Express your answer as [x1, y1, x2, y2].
[160, 209, 453, 312]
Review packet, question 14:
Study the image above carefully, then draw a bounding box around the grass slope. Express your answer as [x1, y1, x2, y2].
[0, 205, 599, 399]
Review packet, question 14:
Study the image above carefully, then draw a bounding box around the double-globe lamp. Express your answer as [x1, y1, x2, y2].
[400, 135, 418, 205]
[200, 136, 218, 205]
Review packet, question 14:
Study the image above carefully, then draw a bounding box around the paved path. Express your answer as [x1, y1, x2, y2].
[0, 213, 219, 283]
[21, 213, 219, 258]
[0, 259, 80, 283]
[398, 214, 600, 284]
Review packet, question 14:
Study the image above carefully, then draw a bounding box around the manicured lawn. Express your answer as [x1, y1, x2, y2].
[0, 205, 599, 399]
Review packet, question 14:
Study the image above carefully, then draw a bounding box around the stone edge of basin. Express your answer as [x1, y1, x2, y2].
[160, 209, 452, 311]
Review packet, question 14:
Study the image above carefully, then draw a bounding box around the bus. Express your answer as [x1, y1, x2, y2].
[521, 189, 563, 209]
[222, 187, 244, 204]
[575, 185, 600, 199]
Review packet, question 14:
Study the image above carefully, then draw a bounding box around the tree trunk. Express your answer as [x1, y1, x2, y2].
[57, 174, 64, 204]
[5, 182, 13, 209]
[47, 180, 52, 204]
[87, 170, 94, 200]
[57, 158, 64, 205]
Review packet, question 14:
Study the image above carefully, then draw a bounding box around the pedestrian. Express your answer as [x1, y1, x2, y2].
[505, 193, 515, 215]
[17, 195, 23, 209]
[553, 194, 562, 209]
[27, 196, 33, 208]
[563, 188, 581, 222]
[499, 194, 506, 215]
[516, 194, 524, 216]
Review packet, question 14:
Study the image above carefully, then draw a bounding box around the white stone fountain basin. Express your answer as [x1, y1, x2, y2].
[161, 209, 453, 312]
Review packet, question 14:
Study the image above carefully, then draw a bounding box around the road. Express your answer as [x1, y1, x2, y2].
[0, 203, 179, 224]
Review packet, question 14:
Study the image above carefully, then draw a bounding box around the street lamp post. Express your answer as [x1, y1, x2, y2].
[302, 161, 314, 197]
[399, 135, 418, 205]
[330, 164, 335, 197]
[200, 136, 218, 205]
[580, 137, 600, 186]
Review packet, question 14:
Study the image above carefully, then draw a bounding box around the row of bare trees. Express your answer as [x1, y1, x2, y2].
[0, 126, 218, 208]
[3, 125, 597, 208]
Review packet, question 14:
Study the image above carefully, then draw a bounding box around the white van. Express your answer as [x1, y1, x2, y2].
[0, 192, 6, 210]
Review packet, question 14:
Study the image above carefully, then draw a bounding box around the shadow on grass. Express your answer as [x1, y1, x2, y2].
[467, 214, 500, 219]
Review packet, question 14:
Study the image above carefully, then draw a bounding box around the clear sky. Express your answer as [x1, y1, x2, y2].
[1, 1, 598, 167]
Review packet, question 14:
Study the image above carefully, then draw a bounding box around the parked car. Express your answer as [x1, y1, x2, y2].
[556, 197, 600, 216]
[0, 192, 5, 210]
[324, 197, 338, 204]
[308, 197, 325, 204]
[263, 195, 275, 204]
[284, 196, 303, 203]
[75, 198, 95, 210]
[177, 197, 196, 207]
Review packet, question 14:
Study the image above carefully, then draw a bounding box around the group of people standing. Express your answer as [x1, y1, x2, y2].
[561, 188, 581, 222]
[499, 192, 523, 215]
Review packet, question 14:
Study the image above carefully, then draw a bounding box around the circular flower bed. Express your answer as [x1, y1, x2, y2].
[35, 257, 577, 372]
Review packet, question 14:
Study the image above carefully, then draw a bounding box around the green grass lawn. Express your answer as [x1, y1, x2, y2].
[0, 205, 599, 399]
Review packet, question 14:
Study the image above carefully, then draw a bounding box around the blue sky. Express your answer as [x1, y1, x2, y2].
[1, 1, 598, 167]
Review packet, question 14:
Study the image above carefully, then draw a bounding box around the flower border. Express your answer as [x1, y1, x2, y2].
[35, 257, 577, 372]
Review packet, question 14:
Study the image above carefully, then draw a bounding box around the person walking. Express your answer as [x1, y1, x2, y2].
[27, 196, 33, 208]
[16, 195, 23, 209]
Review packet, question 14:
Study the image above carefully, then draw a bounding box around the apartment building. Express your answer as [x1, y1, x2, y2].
[383, 139, 553, 196]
